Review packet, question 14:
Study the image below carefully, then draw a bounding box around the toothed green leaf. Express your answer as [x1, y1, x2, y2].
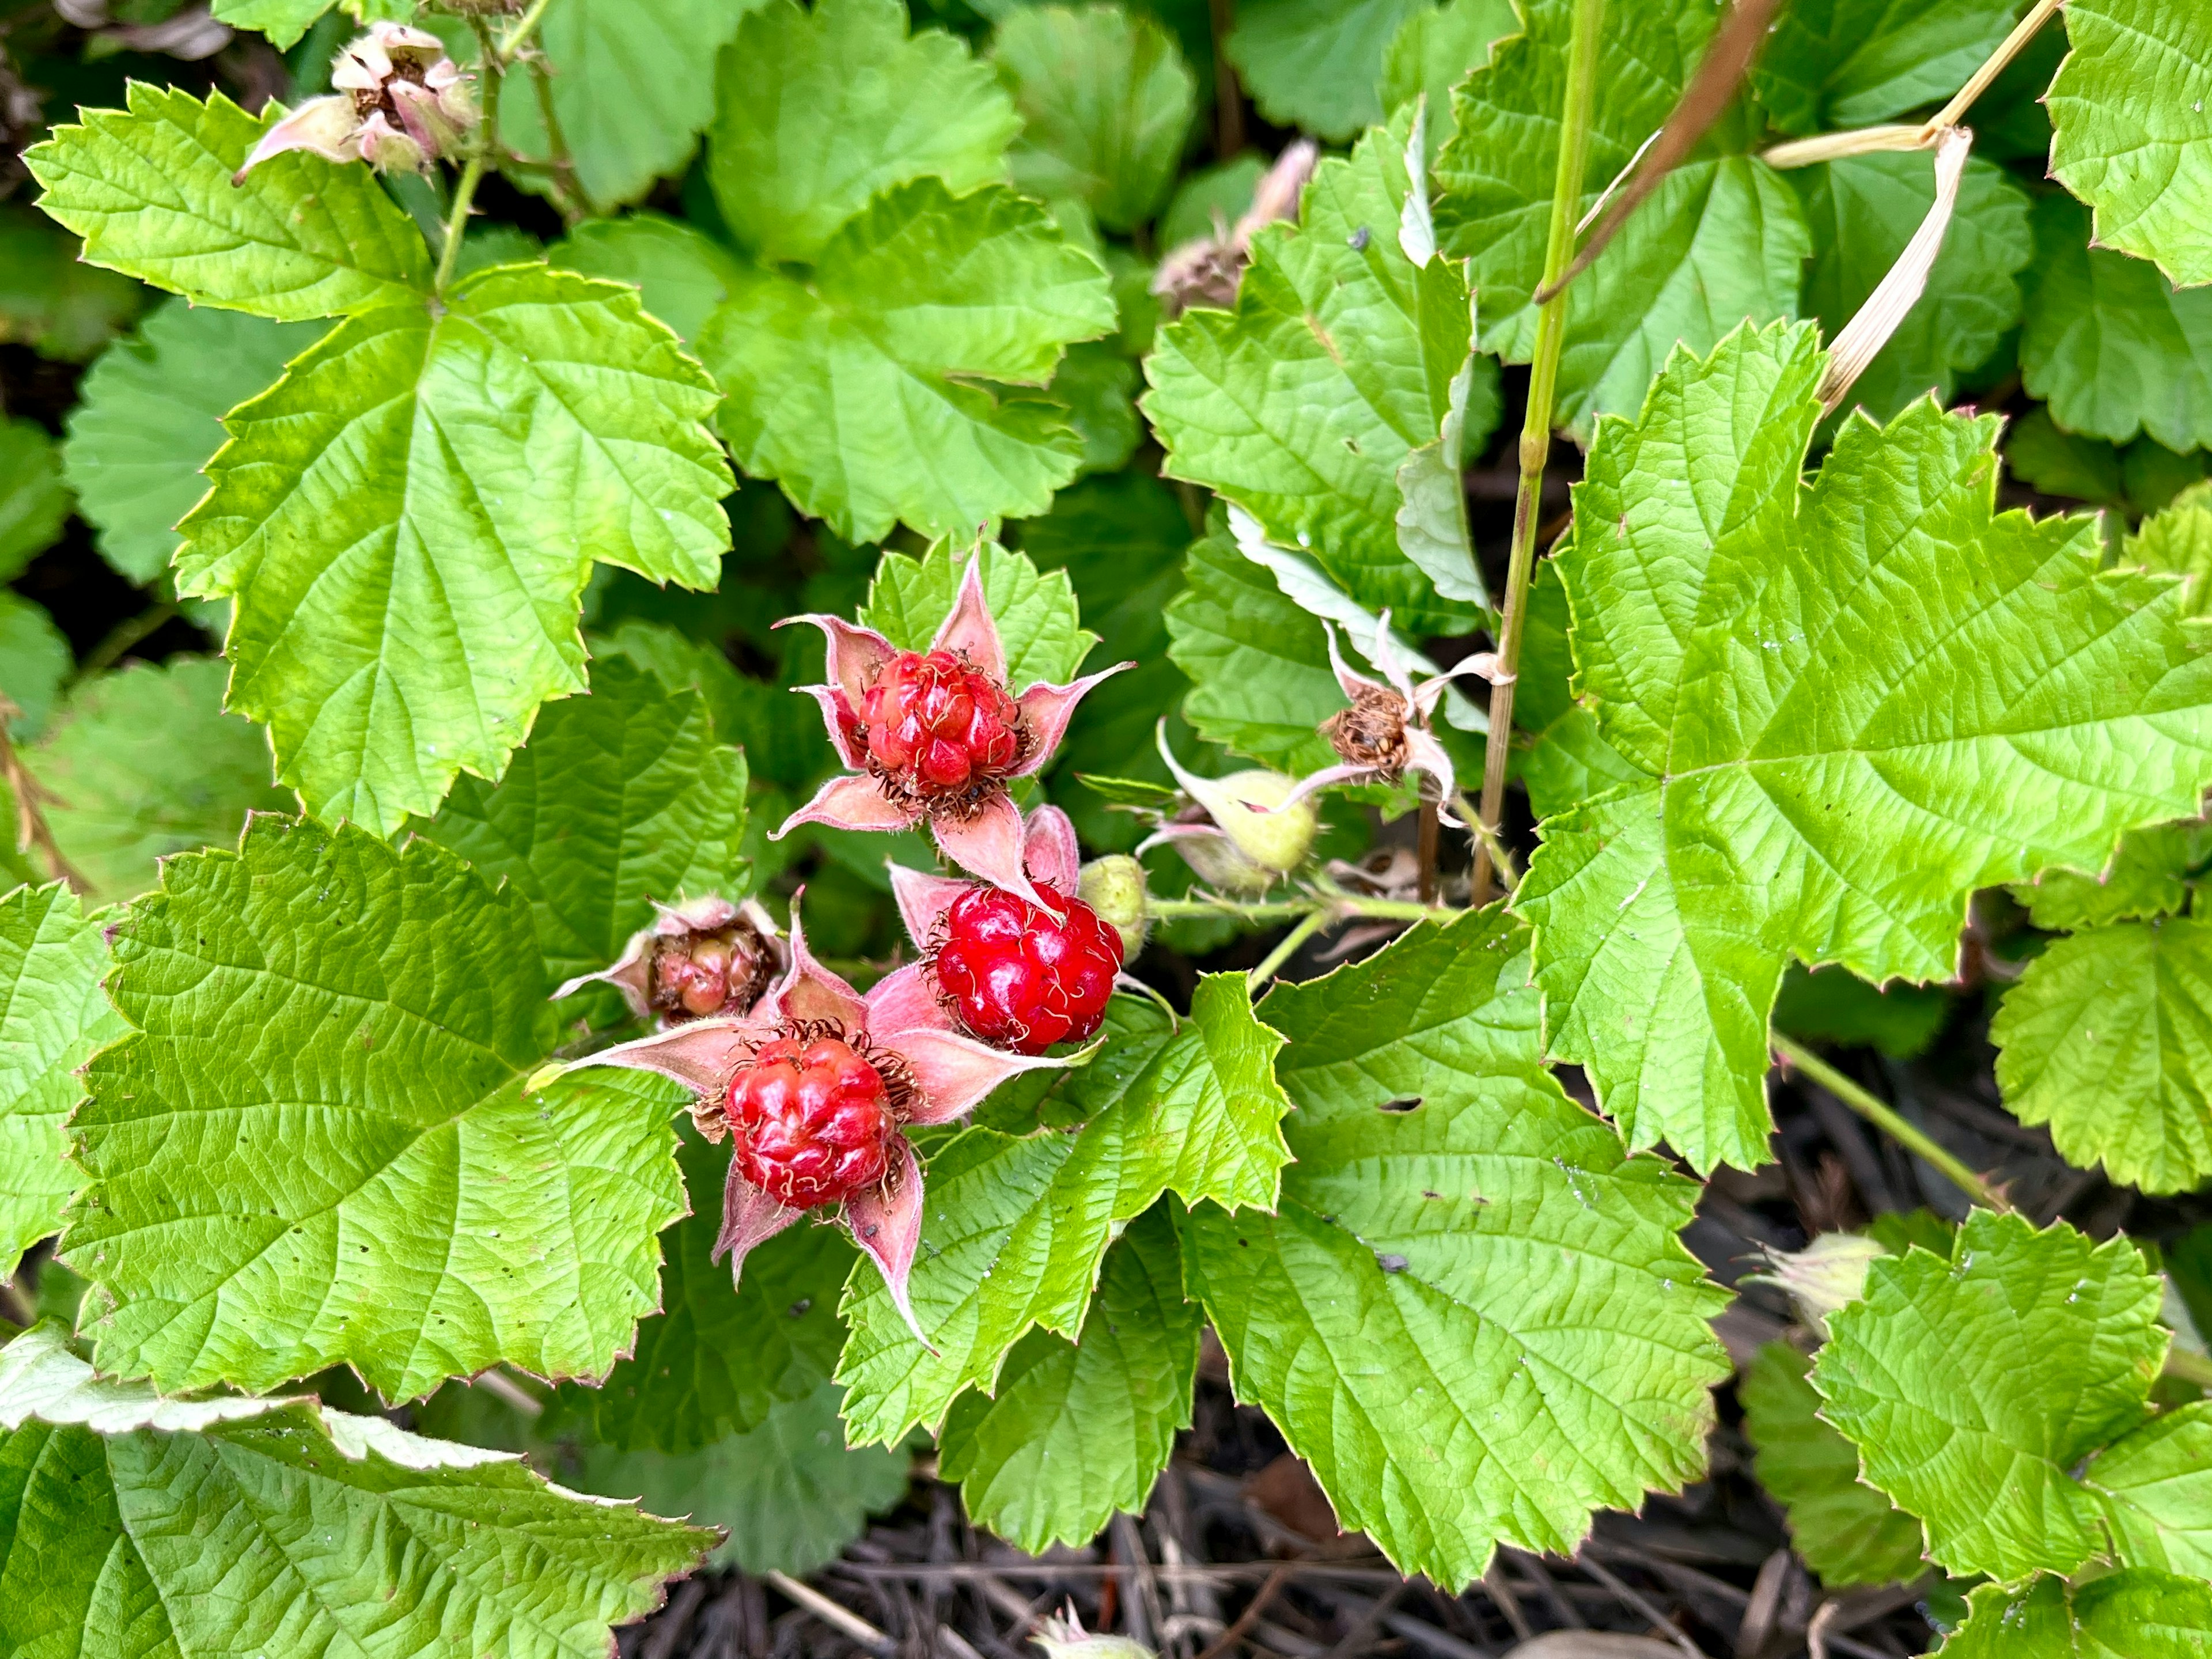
[1227, 0, 1429, 140]
[1938, 1571, 2212, 1658]
[862, 539, 1099, 692]
[1752, 0, 2020, 137]
[551, 214, 746, 344]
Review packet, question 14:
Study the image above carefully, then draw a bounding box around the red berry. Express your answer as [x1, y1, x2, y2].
[932, 882, 1124, 1055]
[726, 1035, 900, 1207]
[851, 649, 1027, 806]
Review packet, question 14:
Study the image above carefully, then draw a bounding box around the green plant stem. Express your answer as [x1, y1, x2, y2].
[73, 600, 176, 681]
[527, 56, 586, 222]
[1453, 791, 1519, 888]
[1470, 0, 1606, 904]
[1147, 894, 1459, 924]
[498, 0, 559, 60]
[434, 25, 507, 294]
[1248, 910, 1331, 992]
[1771, 1034, 2011, 1213]
[2165, 1347, 2212, 1390]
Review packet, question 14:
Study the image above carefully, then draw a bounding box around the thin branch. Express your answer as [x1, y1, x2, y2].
[1918, 0, 2065, 138]
[73, 600, 177, 683]
[1772, 1033, 2009, 1212]
[0, 698, 86, 894]
[1248, 909, 1331, 993]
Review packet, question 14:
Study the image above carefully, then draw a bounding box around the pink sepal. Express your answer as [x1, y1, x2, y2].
[864, 961, 956, 1038]
[1322, 620, 1387, 704]
[764, 893, 870, 1031]
[234, 96, 357, 176]
[777, 613, 896, 707]
[569, 1014, 774, 1098]
[713, 1165, 802, 1287]
[1010, 663, 1134, 778]
[1022, 805, 1082, 893]
[931, 555, 1007, 681]
[893, 1028, 1069, 1125]
[931, 791, 1056, 913]
[794, 683, 867, 769]
[774, 774, 919, 839]
[889, 862, 970, 952]
[1266, 762, 1376, 817]
[845, 1138, 933, 1350]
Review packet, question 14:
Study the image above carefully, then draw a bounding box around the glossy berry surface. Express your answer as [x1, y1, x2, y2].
[651, 921, 772, 1020]
[853, 648, 1025, 804]
[726, 1035, 899, 1207]
[933, 882, 1124, 1055]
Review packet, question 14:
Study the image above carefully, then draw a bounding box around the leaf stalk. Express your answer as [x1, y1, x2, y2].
[1771, 1033, 2011, 1213]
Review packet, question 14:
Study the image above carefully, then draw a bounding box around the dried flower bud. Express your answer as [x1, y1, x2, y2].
[1745, 1233, 1887, 1337]
[1077, 854, 1150, 957]
[234, 22, 476, 181]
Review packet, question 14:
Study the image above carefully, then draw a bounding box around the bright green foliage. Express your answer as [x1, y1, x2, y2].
[1517, 323, 2212, 1173]
[2048, 0, 2212, 289]
[1165, 522, 1354, 775]
[1183, 912, 1730, 1587]
[0, 421, 69, 583]
[1940, 1571, 2212, 1657]
[566, 1135, 857, 1453]
[176, 264, 732, 835]
[710, 0, 1019, 263]
[2132, 482, 2212, 606]
[1433, 0, 1808, 430]
[2022, 193, 2212, 452]
[1752, 0, 2019, 136]
[554, 1382, 909, 1574]
[211, 0, 340, 49]
[837, 979, 1290, 1445]
[552, 214, 745, 344]
[421, 656, 748, 1007]
[0, 1322, 712, 1658]
[2085, 1403, 2212, 1577]
[1514, 559, 1640, 821]
[2012, 817, 2212, 930]
[26, 85, 432, 321]
[1739, 1341, 1928, 1586]
[1146, 116, 1498, 629]
[62, 816, 690, 1400]
[0, 204, 142, 362]
[0, 888, 124, 1282]
[994, 5, 1196, 232]
[0, 598, 70, 744]
[1814, 1212, 2168, 1583]
[1792, 154, 2031, 426]
[1380, 0, 1520, 137]
[22, 658, 296, 906]
[863, 539, 1098, 690]
[699, 181, 1113, 544]
[1771, 965, 1951, 1062]
[1055, 340, 1143, 474]
[1993, 918, 2212, 1192]
[1229, 0, 1427, 141]
[938, 1205, 1200, 1551]
[63, 300, 324, 586]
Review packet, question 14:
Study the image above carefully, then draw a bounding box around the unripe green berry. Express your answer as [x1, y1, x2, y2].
[1078, 854, 1150, 957]
[1203, 768, 1319, 877]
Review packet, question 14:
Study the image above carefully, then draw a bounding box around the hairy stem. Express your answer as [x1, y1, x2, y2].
[1247, 910, 1331, 993]
[1469, 0, 1605, 903]
[433, 20, 508, 294]
[1771, 1034, 2010, 1213]
[498, 0, 559, 62]
[527, 55, 587, 222]
[1453, 791, 1520, 888]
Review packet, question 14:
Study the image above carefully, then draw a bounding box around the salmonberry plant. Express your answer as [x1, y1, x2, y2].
[3, 0, 2212, 1653]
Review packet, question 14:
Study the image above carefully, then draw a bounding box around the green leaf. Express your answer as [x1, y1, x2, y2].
[1771, 965, 1951, 1062]
[419, 655, 748, 1008]
[1752, 0, 2020, 137]
[1433, 0, 1809, 431]
[1516, 322, 2212, 1173]
[21, 658, 296, 906]
[709, 0, 1020, 263]
[552, 213, 746, 344]
[2010, 816, 2212, 930]
[26, 84, 432, 321]
[862, 537, 1099, 691]
[63, 299, 324, 587]
[211, 0, 337, 49]
[1055, 340, 1143, 475]
[700, 180, 1113, 543]
[0, 203, 142, 362]
[1145, 115, 1499, 629]
[1182, 911, 1730, 1588]
[939, 1204, 1199, 1551]
[0, 1321, 711, 1657]
[837, 980, 1291, 1445]
[994, 3, 1196, 232]
[2022, 191, 2212, 452]
[0, 888, 126, 1282]
[176, 263, 732, 836]
[2132, 482, 2212, 608]
[563, 1134, 857, 1453]
[1793, 154, 2032, 426]
[1992, 916, 2212, 1193]
[0, 420, 69, 585]
[62, 815, 690, 1400]
[2048, 0, 2212, 289]
[550, 1381, 908, 1575]
[1514, 557, 1641, 821]
[2085, 1402, 2212, 1577]
[1228, 0, 1429, 141]
[0, 598, 71, 744]
[1739, 1340, 1929, 1586]
[2006, 406, 2208, 516]
[1937, 1571, 2212, 1659]
[1380, 0, 1520, 140]
[1813, 1211, 2168, 1583]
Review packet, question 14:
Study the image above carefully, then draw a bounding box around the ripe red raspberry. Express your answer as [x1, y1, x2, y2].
[852, 649, 1027, 808]
[931, 881, 1124, 1055]
[727, 1033, 900, 1207]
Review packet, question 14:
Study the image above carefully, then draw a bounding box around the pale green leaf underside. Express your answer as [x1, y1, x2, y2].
[1517, 323, 2212, 1173]
[1939, 1571, 2212, 1658]
[0, 1321, 711, 1659]
[699, 180, 1113, 544]
[421, 654, 748, 1004]
[26, 84, 431, 321]
[1185, 911, 1730, 1589]
[0, 419, 70, 585]
[1145, 115, 1498, 630]
[62, 298, 324, 586]
[939, 1204, 1199, 1551]
[1739, 1340, 1928, 1586]
[0, 888, 125, 1282]
[862, 538, 1099, 692]
[2048, 0, 2212, 289]
[836, 980, 1290, 1446]
[177, 263, 732, 836]
[1814, 1211, 2168, 1584]
[551, 213, 746, 344]
[1228, 0, 1427, 141]
[210, 0, 335, 50]
[63, 816, 689, 1401]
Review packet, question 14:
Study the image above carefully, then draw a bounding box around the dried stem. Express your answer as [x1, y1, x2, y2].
[0, 697, 86, 894]
[1771, 1033, 2009, 1213]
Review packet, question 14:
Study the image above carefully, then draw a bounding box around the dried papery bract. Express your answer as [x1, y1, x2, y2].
[1151, 139, 1319, 315]
[552, 896, 786, 1025]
